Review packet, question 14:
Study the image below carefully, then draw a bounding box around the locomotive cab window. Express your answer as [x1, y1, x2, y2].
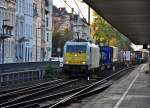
[66, 45, 87, 53]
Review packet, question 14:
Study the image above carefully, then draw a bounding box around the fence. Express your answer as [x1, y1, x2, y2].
[0, 61, 59, 87]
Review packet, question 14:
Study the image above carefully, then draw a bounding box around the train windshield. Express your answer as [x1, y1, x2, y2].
[66, 45, 86, 53]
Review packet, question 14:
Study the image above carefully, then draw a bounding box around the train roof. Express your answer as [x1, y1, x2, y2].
[65, 41, 99, 48]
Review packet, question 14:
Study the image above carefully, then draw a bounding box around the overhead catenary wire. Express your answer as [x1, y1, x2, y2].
[63, 1, 87, 19]
[63, 0, 78, 15]
[62, 0, 89, 26]
[73, 0, 85, 19]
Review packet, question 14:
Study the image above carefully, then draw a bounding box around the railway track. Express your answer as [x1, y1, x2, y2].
[0, 79, 56, 95]
[0, 79, 63, 103]
[46, 66, 135, 108]
[0, 66, 135, 108]
[0, 79, 79, 107]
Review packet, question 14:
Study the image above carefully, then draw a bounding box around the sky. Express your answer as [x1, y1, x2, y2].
[131, 44, 143, 51]
[53, 0, 93, 22]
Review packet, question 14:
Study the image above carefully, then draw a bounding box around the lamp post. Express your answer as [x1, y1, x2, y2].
[2, 19, 10, 64]
[35, 28, 41, 62]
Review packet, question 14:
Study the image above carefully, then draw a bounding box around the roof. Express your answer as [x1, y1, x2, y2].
[53, 5, 68, 16]
[83, 0, 150, 45]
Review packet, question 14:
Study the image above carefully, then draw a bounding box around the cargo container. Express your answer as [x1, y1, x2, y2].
[135, 51, 142, 64]
[100, 46, 113, 65]
[118, 50, 125, 63]
[124, 51, 131, 61]
[112, 47, 119, 62]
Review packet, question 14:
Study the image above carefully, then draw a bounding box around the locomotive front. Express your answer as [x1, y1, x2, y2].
[63, 42, 88, 75]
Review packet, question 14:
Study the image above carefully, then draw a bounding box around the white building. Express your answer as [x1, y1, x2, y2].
[0, 0, 16, 63]
[72, 14, 92, 41]
[16, 0, 33, 62]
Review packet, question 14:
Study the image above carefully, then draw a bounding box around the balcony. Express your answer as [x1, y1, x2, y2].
[0, 25, 13, 39]
[18, 37, 29, 43]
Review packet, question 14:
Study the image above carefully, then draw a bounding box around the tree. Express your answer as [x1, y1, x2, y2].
[52, 29, 73, 57]
[91, 11, 132, 49]
[52, 32, 62, 57]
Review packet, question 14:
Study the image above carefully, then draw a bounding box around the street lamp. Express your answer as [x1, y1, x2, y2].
[36, 28, 41, 62]
[2, 19, 10, 64]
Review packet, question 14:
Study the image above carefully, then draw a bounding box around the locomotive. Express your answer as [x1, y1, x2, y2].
[63, 40, 149, 76]
[63, 41, 100, 76]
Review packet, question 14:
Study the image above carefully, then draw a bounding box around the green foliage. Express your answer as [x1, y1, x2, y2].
[44, 64, 58, 79]
[44, 64, 67, 79]
[91, 11, 132, 49]
[52, 30, 73, 57]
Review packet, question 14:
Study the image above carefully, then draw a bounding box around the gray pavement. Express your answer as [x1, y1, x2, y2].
[82, 64, 150, 108]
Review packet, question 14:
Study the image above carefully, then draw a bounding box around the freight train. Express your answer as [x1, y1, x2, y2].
[63, 40, 149, 76]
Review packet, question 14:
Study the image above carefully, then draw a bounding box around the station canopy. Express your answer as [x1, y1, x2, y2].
[83, 0, 150, 45]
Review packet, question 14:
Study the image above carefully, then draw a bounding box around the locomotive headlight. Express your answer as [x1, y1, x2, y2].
[75, 54, 77, 57]
[65, 61, 69, 64]
[82, 61, 86, 64]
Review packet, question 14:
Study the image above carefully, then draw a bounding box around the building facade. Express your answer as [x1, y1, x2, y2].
[16, 0, 33, 62]
[0, 0, 16, 63]
[72, 14, 91, 41]
[52, 6, 92, 41]
[44, 0, 53, 61]
[52, 7, 71, 34]
[32, 0, 43, 62]
[32, 0, 53, 62]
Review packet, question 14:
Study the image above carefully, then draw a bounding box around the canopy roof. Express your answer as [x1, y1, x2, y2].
[83, 0, 150, 45]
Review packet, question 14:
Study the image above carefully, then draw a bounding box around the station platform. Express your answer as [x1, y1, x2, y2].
[83, 64, 150, 108]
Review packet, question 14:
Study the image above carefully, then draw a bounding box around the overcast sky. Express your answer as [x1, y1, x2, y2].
[53, 0, 92, 22]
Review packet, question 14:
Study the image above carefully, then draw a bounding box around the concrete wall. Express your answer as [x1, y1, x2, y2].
[0, 61, 59, 87]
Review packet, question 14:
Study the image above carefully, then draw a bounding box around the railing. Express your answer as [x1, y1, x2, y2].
[0, 61, 59, 73]
[0, 61, 60, 87]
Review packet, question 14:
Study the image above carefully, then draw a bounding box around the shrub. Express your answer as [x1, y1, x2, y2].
[44, 64, 58, 79]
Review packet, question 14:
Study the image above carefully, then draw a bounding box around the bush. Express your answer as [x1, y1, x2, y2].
[44, 64, 58, 79]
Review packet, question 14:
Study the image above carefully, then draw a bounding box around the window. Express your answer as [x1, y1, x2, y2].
[28, 48, 29, 61]
[12, 41, 14, 56]
[22, 0, 25, 13]
[22, 44, 24, 57]
[16, 0, 18, 11]
[25, 24, 27, 36]
[9, 40, 11, 56]
[33, 3, 38, 17]
[0, 11, 1, 28]
[20, 22, 23, 35]
[46, 17, 48, 27]
[2, 11, 4, 21]
[66, 45, 87, 53]
[47, 33, 49, 42]
[31, 25, 32, 37]
[25, 47, 27, 61]
[30, 4, 33, 16]
[45, 0, 49, 7]
[19, 0, 21, 13]
[11, 13, 13, 26]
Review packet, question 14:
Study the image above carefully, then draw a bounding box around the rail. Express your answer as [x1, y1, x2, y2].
[49, 66, 135, 108]
[0, 66, 135, 108]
